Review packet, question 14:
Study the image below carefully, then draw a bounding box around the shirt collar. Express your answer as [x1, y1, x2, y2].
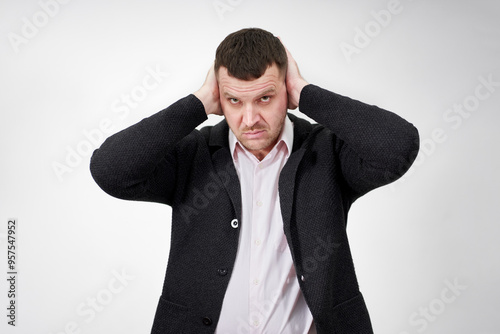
[228, 115, 294, 162]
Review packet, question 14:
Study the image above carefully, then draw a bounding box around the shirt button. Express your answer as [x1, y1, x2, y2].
[231, 219, 238, 228]
[253, 279, 260, 285]
[255, 239, 262, 246]
[253, 320, 260, 327]
[202, 317, 213, 326]
[217, 268, 228, 276]
[256, 200, 263, 207]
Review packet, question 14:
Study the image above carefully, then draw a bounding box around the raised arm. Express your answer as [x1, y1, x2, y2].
[89, 64, 221, 204]
[282, 41, 419, 196]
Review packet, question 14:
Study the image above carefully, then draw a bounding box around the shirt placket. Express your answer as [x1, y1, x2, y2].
[249, 158, 267, 333]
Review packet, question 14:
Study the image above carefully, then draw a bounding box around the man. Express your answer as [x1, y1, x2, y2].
[90, 28, 419, 334]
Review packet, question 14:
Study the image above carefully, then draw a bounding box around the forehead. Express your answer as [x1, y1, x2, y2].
[218, 64, 284, 97]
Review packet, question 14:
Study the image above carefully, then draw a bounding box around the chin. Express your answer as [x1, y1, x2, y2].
[245, 139, 275, 152]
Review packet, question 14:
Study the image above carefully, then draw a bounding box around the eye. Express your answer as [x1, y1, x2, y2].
[229, 98, 239, 104]
[260, 96, 270, 102]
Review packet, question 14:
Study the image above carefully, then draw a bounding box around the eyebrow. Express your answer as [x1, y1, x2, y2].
[258, 87, 277, 96]
[223, 87, 277, 99]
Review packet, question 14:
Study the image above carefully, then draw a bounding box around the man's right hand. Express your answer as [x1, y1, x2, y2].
[194, 63, 223, 116]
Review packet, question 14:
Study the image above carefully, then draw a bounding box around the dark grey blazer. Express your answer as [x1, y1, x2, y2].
[90, 84, 419, 334]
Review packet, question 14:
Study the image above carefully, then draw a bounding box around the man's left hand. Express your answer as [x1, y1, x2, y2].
[279, 38, 309, 110]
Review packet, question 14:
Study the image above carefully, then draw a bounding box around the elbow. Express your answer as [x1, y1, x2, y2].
[89, 149, 123, 198]
[89, 149, 152, 201]
[384, 124, 420, 182]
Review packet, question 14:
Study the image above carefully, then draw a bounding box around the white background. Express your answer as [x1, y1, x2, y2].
[1, 0, 499, 333]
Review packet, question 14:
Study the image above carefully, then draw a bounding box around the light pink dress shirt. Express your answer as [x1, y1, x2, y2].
[216, 116, 316, 334]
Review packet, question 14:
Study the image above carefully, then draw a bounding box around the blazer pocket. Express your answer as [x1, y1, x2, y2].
[151, 296, 189, 334]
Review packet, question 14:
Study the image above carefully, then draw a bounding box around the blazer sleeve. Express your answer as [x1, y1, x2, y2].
[89, 94, 208, 205]
[298, 84, 420, 197]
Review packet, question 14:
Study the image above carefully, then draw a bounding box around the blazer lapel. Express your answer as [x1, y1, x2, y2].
[278, 113, 312, 249]
[208, 119, 242, 221]
[279, 148, 306, 234]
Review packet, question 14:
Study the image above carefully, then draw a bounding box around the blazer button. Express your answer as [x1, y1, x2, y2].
[217, 268, 228, 276]
[231, 219, 238, 228]
[202, 317, 213, 326]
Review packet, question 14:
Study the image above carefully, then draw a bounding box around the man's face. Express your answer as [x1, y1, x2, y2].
[218, 64, 288, 160]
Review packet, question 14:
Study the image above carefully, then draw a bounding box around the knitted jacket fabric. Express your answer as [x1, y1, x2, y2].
[90, 84, 420, 334]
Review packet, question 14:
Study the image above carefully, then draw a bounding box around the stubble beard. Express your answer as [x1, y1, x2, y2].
[238, 117, 285, 156]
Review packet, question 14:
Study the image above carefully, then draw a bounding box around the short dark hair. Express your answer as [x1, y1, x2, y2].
[214, 28, 287, 81]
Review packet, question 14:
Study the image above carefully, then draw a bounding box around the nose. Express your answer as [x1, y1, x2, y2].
[242, 103, 260, 128]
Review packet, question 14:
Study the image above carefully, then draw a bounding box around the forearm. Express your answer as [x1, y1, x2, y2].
[299, 84, 419, 184]
[90, 94, 208, 201]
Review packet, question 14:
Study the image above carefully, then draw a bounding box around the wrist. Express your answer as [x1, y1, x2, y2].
[194, 87, 219, 116]
[288, 79, 308, 110]
[293, 79, 308, 103]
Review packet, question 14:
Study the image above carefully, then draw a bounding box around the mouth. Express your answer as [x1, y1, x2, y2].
[242, 130, 265, 139]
